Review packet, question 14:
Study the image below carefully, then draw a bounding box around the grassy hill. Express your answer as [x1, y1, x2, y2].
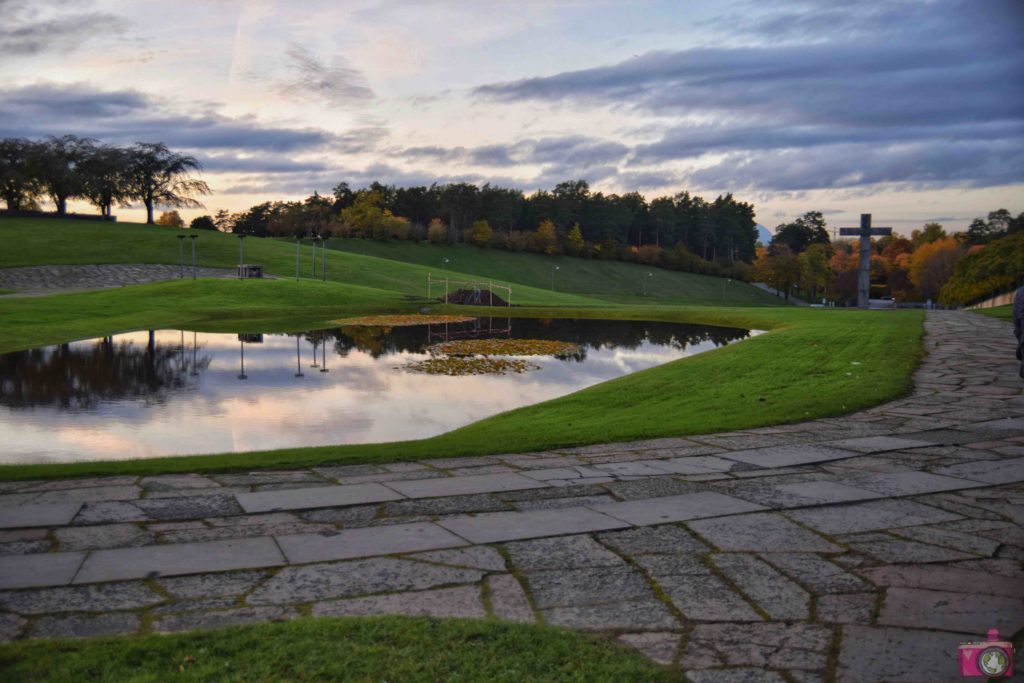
[0, 217, 781, 307]
[327, 238, 781, 306]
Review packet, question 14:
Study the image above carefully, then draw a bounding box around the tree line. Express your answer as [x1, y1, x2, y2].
[0, 136, 210, 224]
[200, 180, 759, 280]
[755, 209, 1023, 305]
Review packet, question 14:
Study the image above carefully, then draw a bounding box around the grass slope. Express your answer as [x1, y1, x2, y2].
[971, 304, 1012, 321]
[330, 237, 782, 306]
[0, 217, 597, 308]
[0, 617, 673, 682]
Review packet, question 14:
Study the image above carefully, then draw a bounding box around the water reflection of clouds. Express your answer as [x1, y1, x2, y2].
[0, 322, 754, 463]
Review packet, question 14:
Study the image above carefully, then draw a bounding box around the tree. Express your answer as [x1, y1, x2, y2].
[190, 215, 217, 231]
[798, 243, 832, 301]
[911, 222, 947, 248]
[155, 210, 185, 227]
[427, 218, 447, 244]
[470, 219, 493, 247]
[565, 223, 585, 256]
[533, 219, 561, 255]
[340, 190, 384, 238]
[126, 142, 210, 224]
[33, 135, 94, 215]
[755, 243, 800, 300]
[213, 209, 234, 233]
[0, 138, 42, 210]
[79, 144, 129, 218]
[772, 211, 830, 255]
[909, 236, 966, 300]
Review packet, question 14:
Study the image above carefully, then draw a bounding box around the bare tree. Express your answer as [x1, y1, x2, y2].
[127, 142, 210, 224]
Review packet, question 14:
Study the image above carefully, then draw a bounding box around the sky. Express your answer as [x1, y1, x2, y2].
[2, 0, 1022, 234]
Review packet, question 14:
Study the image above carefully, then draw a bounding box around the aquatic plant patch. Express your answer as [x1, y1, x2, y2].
[427, 338, 583, 357]
[402, 356, 540, 375]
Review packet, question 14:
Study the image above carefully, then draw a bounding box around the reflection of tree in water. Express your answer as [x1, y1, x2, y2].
[309, 318, 749, 362]
[0, 336, 212, 410]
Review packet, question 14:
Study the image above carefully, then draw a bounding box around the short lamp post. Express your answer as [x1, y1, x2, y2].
[321, 236, 328, 282]
[551, 265, 559, 291]
[189, 234, 198, 280]
[643, 272, 653, 297]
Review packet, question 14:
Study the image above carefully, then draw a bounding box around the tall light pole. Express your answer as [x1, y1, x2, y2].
[237, 234, 246, 278]
[321, 236, 328, 282]
[551, 265, 559, 291]
[643, 272, 653, 297]
[177, 234, 185, 278]
[311, 235, 319, 279]
[189, 234, 198, 280]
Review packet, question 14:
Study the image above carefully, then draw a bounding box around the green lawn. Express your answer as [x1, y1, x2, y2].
[972, 304, 1013, 321]
[0, 616, 674, 682]
[328, 237, 782, 306]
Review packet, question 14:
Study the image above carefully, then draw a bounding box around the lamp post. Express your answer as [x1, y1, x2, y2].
[311, 235, 319, 279]
[321, 236, 328, 282]
[551, 265, 559, 291]
[177, 234, 185, 278]
[191, 331, 198, 377]
[294, 336, 304, 378]
[643, 272, 653, 296]
[189, 235, 198, 279]
[237, 234, 247, 278]
[320, 334, 329, 373]
[295, 237, 301, 281]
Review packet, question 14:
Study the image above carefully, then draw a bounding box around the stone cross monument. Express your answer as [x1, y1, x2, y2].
[839, 214, 892, 309]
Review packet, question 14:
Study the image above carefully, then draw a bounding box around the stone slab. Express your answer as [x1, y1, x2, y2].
[713, 553, 810, 620]
[759, 553, 870, 594]
[31, 612, 139, 639]
[503, 534, 622, 571]
[73, 537, 285, 584]
[762, 481, 882, 507]
[0, 502, 82, 529]
[658, 572, 761, 621]
[236, 483, 403, 513]
[935, 457, 1024, 484]
[524, 565, 652, 609]
[689, 513, 841, 553]
[0, 582, 162, 614]
[277, 522, 466, 564]
[153, 606, 298, 633]
[437, 506, 629, 544]
[836, 625, 970, 683]
[845, 470, 983, 496]
[680, 623, 830, 671]
[721, 445, 857, 468]
[487, 574, 534, 623]
[826, 436, 937, 453]
[543, 598, 680, 631]
[862, 564, 1024, 597]
[879, 587, 1024, 634]
[590, 492, 766, 526]
[641, 455, 737, 475]
[383, 472, 546, 498]
[409, 546, 506, 571]
[0, 552, 85, 589]
[246, 557, 483, 605]
[312, 585, 485, 619]
[598, 525, 709, 555]
[786, 499, 961, 535]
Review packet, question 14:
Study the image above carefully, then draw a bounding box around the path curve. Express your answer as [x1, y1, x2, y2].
[0, 264, 242, 295]
[0, 310, 1021, 682]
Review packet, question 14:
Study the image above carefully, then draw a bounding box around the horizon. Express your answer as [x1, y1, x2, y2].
[3, 0, 1022, 234]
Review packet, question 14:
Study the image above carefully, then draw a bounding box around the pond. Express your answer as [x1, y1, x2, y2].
[0, 318, 756, 463]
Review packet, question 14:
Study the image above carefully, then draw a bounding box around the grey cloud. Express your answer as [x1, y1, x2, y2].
[0, 0, 127, 56]
[195, 154, 328, 174]
[0, 83, 338, 154]
[686, 141, 1024, 192]
[400, 135, 629, 169]
[276, 44, 374, 107]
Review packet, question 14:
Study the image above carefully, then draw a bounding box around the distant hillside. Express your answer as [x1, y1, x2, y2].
[756, 223, 773, 246]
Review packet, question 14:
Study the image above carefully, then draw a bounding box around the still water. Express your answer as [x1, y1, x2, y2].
[0, 318, 754, 463]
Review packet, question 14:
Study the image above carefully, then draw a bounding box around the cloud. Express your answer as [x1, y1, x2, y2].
[0, 82, 339, 155]
[0, 0, 127, 56]
[399, 135, 629, 169]
[274, 44, 374, 107]
[471, 0, 1024, 192]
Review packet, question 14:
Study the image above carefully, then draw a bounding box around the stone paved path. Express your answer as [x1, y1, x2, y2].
[1, 310, 1022, 682]
[0, 264, 240, 294]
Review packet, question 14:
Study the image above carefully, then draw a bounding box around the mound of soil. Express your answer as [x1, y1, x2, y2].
[444, 288, 510, 306]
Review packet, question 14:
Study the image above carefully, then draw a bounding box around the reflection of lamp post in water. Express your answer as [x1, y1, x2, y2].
[294, 336, 304, 378]
[643, 272, 653, 296]
[310, 337, 319, 368]
[191, 331, 199, 377]
[237, 339, 247, 380]
[551, 265, 559, 291]
[320, 334, 329, 373]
